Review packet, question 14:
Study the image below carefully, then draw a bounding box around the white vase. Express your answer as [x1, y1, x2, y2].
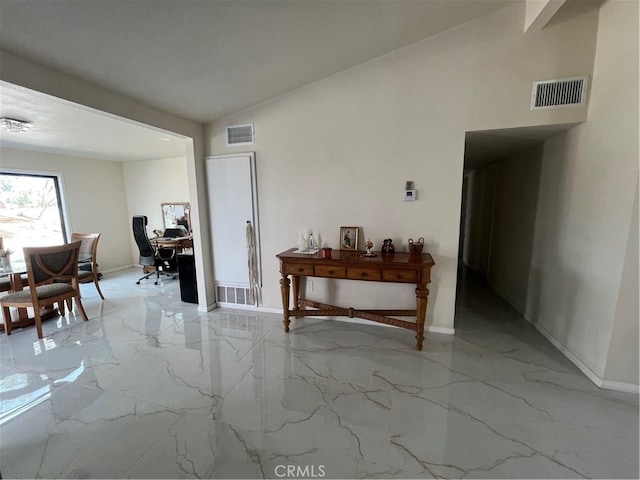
[296, 233, 307, 252]
[1, 256, 10, 269]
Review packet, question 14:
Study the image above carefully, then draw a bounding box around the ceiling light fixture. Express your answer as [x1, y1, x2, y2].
[0, 117, 33, 133]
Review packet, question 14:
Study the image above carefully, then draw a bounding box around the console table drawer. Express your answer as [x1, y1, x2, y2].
[382, 269, 417, 282]
[347, 267, 381, 281]
[315, 265, 346, 278]
[285, 264, 314, 276]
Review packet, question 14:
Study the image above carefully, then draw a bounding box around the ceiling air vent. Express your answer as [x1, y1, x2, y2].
[531, 76, 588, 110]
[226, 123, 254, 146]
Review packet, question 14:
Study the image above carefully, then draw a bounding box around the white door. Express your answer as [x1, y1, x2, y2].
[205, 153, 261, 291]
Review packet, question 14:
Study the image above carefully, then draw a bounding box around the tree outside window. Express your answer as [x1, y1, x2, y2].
[0, 173, 66, 261]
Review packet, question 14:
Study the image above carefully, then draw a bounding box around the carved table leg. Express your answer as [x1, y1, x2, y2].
[415, 283, 429, 351]
[280, 274, 291, 332]
[292, 275, 300, 315]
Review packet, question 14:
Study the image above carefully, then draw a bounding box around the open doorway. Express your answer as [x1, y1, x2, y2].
[1, 81, 205, 305]
[459, 164, 498, 276]
[455, 125, 574, 329]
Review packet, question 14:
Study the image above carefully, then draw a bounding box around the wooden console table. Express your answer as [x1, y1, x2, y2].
[276, 248, 435, 350]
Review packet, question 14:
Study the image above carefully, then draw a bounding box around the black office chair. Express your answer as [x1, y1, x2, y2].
[132, 215, 178, 285]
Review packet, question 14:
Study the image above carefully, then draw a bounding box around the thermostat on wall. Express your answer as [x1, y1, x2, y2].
[403, 181, 417, 201]
[403, 189, 417, 201]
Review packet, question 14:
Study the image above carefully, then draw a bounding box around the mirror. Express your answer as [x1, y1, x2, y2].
[161, 202, 191, 233]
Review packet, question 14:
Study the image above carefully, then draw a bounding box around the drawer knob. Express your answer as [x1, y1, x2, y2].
[361, 272, 368, 276]
[329, 270, 334, 274]
[298, 268, 304, 272]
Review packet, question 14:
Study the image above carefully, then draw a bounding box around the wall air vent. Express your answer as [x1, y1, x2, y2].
[226, 123, 254, 146]
[531, 76, 588, 110]
[216, 285, 254, 306]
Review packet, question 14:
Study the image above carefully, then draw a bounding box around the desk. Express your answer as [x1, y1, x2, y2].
[151, 235, 193, 250]
[276, 248, 435, 350]
[144, 236, 193, 273]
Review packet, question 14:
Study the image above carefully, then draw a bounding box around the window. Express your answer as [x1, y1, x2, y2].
[0, 172, 68, 261]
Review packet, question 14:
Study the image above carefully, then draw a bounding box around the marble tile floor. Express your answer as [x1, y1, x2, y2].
[0, 267, 637, 479]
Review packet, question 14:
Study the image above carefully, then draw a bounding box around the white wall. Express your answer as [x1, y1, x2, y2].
[465, 164, 498, 275]
[0, 146, 132, 272]
[123, 156, 190, 265]
[487, 145, 543, 314]
[526, 0, 638, 384]
[206, 2, 598, 330]
[604, 181, 639, 387]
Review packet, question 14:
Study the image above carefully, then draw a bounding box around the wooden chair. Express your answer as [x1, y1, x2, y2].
[0, 277, 11, 293]
[0, 241, 89, 338]
[71, 233, 105, 299]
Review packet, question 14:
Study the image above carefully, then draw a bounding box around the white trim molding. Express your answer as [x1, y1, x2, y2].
[102, 264, 135, 275]
[524, 312, 639, 395]
[217, 302, 260, 312]
[198, 302, 217, 313]
[427, 325, 456, 335]
[600, 381, 640, 395]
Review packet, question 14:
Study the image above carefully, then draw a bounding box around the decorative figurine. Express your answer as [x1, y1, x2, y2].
[365, 238, 373, 255]
[360, 238, 377, 257]
[408, 237, 424, 255]
[381, 239, 389, 253]
[386, 238, 395, 253]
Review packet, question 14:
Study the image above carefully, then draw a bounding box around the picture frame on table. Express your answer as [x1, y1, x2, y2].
[340, 226, 359, 251]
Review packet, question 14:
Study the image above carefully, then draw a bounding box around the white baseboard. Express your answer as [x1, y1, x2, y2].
[530, 319, 603, 386]
[428, 325, 456, 335]
[523, 312, 639, 395]
[600, 380, 640, 394]
[486, 285, 639, 395]
[102, 264, 135, 275]
[217, 302, 259, 311]
[256, 306, 284, 314]
[198, 303, 216, 313]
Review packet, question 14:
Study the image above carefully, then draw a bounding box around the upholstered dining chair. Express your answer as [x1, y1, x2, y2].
[71, 232, 105, 299]
[0, 241, 89, 339]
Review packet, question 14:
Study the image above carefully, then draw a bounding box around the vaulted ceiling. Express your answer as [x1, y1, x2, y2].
[0, 0, 513, 123]
[1, 0, 575, 163]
